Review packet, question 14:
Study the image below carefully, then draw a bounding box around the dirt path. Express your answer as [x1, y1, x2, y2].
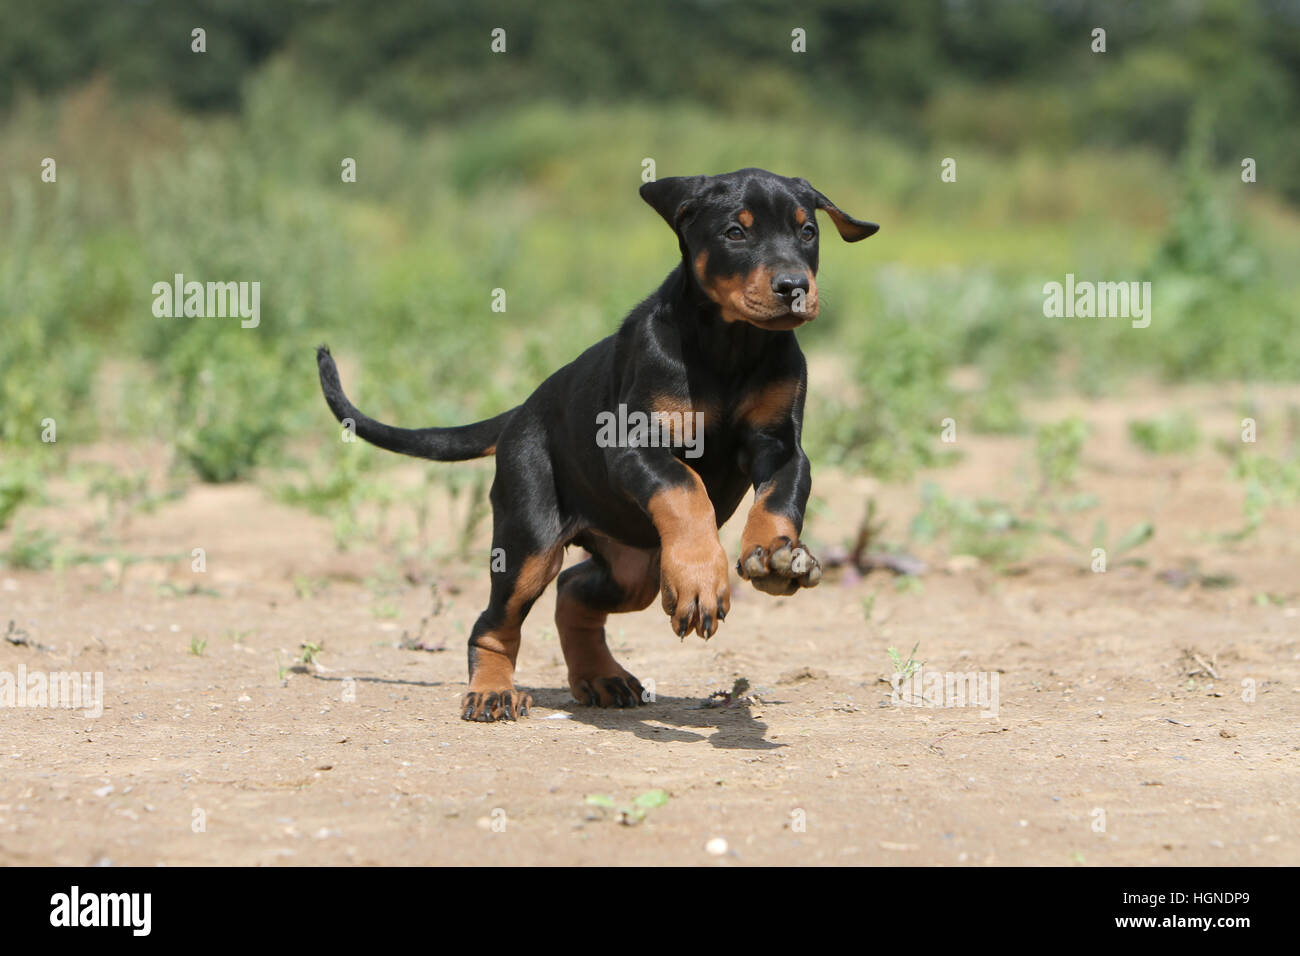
[2, 384, 1297, 865]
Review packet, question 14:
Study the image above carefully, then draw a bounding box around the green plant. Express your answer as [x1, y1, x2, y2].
[910, 484, 1042, 567]
[1225, 452, 1300, 541]
[0, 456, 43, 530]
[0, 524, 59, 570]
[167, 333, 297, 483]
[293, 575, 327, 599]
[893, 575, 925, 595]
[1127, 413, 1200, 455]
[1035, 417, 1089, 491]
[584, 789, 670, 826]
[887, 642, 923, 680]
[1086, 518, 1156, 567]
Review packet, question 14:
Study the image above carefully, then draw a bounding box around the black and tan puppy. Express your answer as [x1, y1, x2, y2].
[317, 168, 878, 721]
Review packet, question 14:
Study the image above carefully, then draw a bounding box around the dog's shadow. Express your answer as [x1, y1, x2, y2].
[307, 674, 781, 748]
[530, 689, 785, 750]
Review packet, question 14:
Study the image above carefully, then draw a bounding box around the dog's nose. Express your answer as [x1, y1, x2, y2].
[771, 272, 810, 304]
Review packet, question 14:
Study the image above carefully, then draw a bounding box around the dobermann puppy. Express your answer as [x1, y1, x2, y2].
[316, 168, 878, 721]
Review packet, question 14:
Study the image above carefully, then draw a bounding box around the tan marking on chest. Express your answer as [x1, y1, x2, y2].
[735, 379, 801, 427]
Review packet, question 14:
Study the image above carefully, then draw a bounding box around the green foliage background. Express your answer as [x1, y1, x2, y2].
[1, 0, 1298, 484]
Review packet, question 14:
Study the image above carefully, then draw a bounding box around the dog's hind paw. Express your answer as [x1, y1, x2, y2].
[570, 672, 647, 708]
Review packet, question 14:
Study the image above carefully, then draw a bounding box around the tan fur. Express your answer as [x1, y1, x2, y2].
[695, 252, 818, 328]
[735, 378, 801, 427]
[739, 484, 799, 557]
[646, 468, 731, 635]
[556, 540, 659, 699]
[466, 549, 563, 696]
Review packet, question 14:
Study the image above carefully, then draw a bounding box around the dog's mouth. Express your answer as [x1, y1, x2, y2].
[726, 285, 819, 329]
[743, 301, 818, 329]
[696, 259, 819, 329]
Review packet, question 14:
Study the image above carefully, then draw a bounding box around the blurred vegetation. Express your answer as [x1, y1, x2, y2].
[1, 0, 1298, 516]
[6, 0, 1299, 194]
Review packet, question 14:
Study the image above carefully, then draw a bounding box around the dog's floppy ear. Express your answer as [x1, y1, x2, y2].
[808, 185, 879, 242]
[640, 176, 706, 232]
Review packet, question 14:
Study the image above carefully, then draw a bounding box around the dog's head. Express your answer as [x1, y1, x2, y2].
[640, 168, 878, 330]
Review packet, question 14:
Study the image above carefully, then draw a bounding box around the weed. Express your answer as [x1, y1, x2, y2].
[1035, 417, 1089, 492]
[584, 789, 670, 826]
[0, 524, 59, 570]
[887, 642, 924, 680]
[1128, 413, 1200, 455]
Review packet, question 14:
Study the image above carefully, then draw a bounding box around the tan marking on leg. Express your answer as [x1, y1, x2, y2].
[647, 468, 731, 636]
[556, 544, 658, 692]
[735, 485, 820, 595]
[507, 549, 564, 619]
[740, 484, 799, 557]
[467, 548, 562, 693]
[466, 636, 518, 690]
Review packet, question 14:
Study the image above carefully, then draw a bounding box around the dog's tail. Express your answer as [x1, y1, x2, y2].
[316, 345, 513, 461]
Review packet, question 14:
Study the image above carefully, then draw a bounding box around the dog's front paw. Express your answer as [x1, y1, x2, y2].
[737, 536, 821, 595]
[660, 542, 731, 639]
[461, 686, 532, 722]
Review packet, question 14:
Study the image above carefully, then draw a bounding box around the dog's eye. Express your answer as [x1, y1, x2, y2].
[725, 226, 745, 241]
[800, 223, 817, 241]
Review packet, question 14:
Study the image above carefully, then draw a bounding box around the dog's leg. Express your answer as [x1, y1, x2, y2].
[611, 450, 731, 639]
[461, 438, 565, 722]
[646, 466, 732, 638]
[461, 538, 562, 721]
[736, 381, 822, 595]
[737, 481, 821, 594]
[555, 542, 659, 707]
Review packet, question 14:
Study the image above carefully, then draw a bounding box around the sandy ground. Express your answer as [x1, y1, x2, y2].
[1, 382, 1297, 866]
